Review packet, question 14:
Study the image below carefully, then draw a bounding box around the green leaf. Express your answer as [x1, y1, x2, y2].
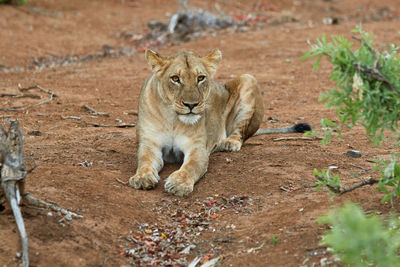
[319, 203, 400, 266]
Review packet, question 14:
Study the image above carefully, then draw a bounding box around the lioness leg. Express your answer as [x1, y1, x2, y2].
[129, 142, 163, 189]
[165, 147, 208, 196]
[221, 74, 264, 151]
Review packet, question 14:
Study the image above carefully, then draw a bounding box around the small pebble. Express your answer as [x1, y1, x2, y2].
[28, 130, 42, 136]
[346, 150, 361, 158]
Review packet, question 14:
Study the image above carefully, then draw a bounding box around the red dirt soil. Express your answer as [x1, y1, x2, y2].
[1, 0, 400, 266]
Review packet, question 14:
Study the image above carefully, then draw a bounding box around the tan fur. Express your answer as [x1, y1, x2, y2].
[129, 49, 264, 196]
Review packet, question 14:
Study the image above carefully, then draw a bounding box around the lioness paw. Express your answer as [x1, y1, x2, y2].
[220, 137, 242, 152]
[129, 170, 159, 190]
[164, 172, 194, 196]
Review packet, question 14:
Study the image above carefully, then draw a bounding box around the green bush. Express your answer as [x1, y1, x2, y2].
[302, 25, 400, 146]
[319, 203, 400, 266]
[304, 26, 400, 266]
[303, 26, 400, 203]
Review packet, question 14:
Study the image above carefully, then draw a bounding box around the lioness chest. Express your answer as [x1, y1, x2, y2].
[159, 132, 191, 164]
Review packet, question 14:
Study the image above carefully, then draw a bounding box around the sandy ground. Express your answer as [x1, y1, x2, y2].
[1, 0, 400, 266]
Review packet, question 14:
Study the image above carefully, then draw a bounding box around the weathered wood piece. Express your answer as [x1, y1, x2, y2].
[0, 121, 29, 267]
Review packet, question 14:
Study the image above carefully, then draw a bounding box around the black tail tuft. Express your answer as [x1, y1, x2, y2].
[294, 123, 312, 133]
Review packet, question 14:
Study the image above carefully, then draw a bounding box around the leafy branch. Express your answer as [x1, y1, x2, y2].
[314, 167, 379, 195]
[302, 25, 400, 146]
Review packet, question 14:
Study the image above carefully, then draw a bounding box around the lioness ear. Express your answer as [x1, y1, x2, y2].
[145, 50, 167, 74]
[202, 48, 222, 77]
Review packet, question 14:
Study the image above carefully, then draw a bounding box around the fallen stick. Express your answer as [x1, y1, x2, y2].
[116, 178, 129, 186]
[315, 173, 379, 195]
[273, 136, 321, 142]
[61, 115, 81, 120]
[82, 122, 136, 128]
[0, 85, 57, 112]
[0, 93, 41, 99]
[82, 105, 110, 117]
[23, 193, 83, 219]
[1, 121, 29, 267]
[123, 110, 138, 116]
[18, 84, 58, 97]
[7, 184, 29, 267]
[337, 178, 379, 195]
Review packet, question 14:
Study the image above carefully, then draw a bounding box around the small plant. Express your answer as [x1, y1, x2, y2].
[314, 166, 341, 193]
[270, 235, 279, 247]
[318, 202, 400, 266]
[377, 152, 400, 204]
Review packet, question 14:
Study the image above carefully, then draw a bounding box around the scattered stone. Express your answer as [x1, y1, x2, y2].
[27, 130, 42, 136]
[322, 17, 339, 25]
[346, 150, 361, 158]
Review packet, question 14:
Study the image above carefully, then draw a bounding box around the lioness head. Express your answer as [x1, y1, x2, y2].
[145, 49, 222, 125]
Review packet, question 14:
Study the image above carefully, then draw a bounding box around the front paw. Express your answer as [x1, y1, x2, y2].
[220, 136, 242, 152]
[129, 169, 159, 190]
[164, 171, 194, 196]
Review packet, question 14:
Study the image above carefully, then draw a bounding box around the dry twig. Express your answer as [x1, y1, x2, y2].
[82, 105, 110, 117]
[0, 121, 29, 267]
[273, 136, 321, 142]
[23, 193, 83, 219]
[337, 178, 379, 195]
[123, 110, 138, 116]
[0, 93, 41, 99]
[0, 85, 57, 112]
[82, 122, 136, 128]
[116, 178, 129, 186]
[61, 115, 81, 120]
[352, 36, 398, 95]
[315, 174, 379, 195]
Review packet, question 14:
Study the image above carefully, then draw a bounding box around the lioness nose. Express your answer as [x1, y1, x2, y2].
[183, 102, 199, 110]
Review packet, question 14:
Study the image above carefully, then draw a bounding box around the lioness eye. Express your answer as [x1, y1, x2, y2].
[197, 75, 206, 82]
[171, 75, 180, 83]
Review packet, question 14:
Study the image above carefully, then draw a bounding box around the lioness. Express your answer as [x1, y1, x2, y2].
[129, 49, 310, 196]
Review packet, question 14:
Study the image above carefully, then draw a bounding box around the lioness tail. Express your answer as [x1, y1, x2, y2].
[253, 123, 311, 136]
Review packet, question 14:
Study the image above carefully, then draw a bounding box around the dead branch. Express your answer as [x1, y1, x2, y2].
[352, 36, 398, 95]
[352, 36, 379, 67]
[82, 122, 136, 128]
[123, 110, 138, 116]
[354, 63, 397, 94]
[0, 121, 29, 267]
[82, 105, 110, 117]
[273, 136, 321, 142]
[116, 178, 129, 186]
[18, 84, 58, 97]
[61, 115, 81, 120]
[315, 174, 379, 195]
[0, 85, 57, 112]
[23, 193, 83, 219]
[337, 178, 379, 195]
[349, 163, 369, 171]
[0, 93, 41, 99]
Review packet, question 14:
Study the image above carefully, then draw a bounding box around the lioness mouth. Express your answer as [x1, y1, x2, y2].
[178, 113, 201, 125]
